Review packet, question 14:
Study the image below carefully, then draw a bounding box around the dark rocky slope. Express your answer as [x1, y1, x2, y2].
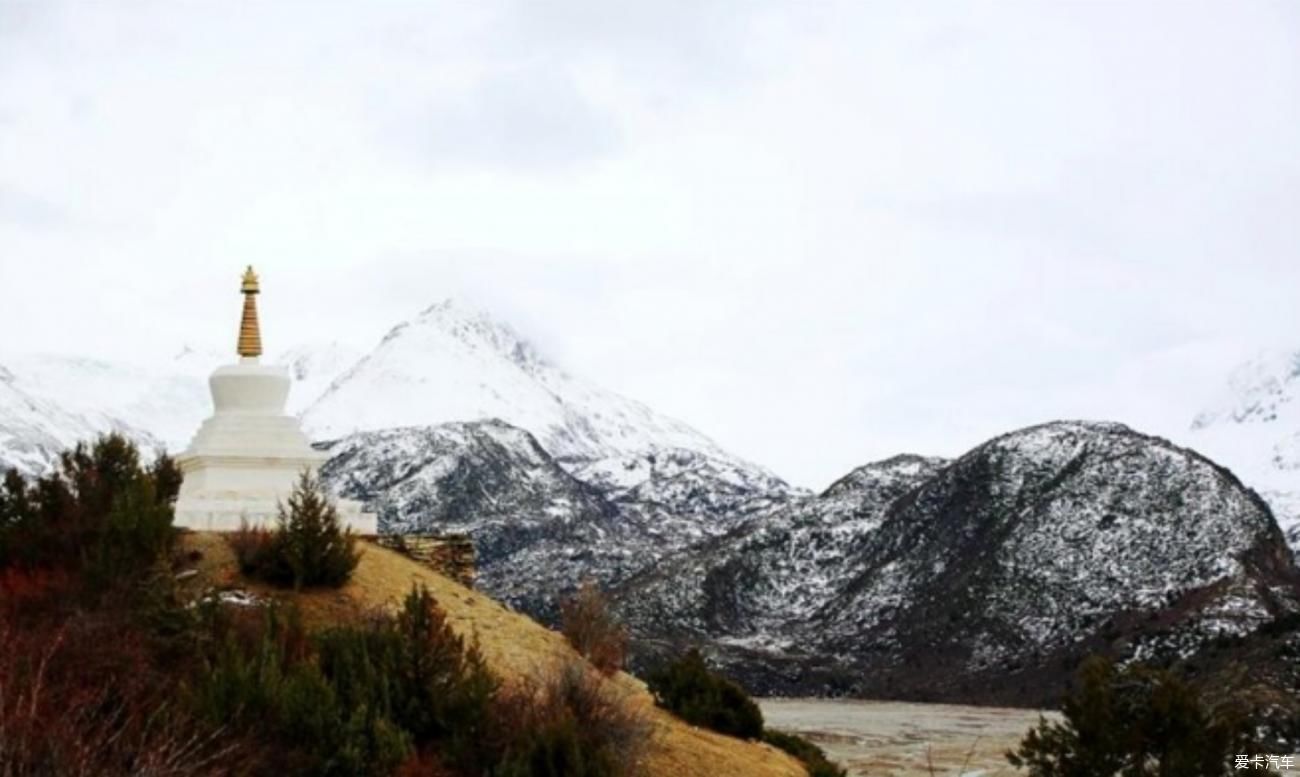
[319, 417, 1300, 707]
[615, 422, 1300, 706]
[611, 455, 947, 668]
[319, 419, 796, 617]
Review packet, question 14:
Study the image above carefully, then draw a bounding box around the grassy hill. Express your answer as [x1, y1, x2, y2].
[178, 532, 805, 777]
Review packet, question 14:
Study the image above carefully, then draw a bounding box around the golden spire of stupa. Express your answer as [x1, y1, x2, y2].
[237, 266, 263, 358]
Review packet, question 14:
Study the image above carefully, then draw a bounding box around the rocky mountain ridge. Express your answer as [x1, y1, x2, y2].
[313, 414, 1300, 706]
[614, 421, 1300, 704]
[0, 364, 144, 476]
[318, 419, 798, 618]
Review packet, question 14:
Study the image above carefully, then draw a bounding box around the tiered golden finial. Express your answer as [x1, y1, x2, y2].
[237, 266, 263, 358]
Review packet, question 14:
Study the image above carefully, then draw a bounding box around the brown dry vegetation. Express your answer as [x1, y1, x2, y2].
[178, 532, 806, 777]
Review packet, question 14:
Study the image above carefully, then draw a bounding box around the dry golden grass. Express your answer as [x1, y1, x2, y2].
[178, 532, 807, 777]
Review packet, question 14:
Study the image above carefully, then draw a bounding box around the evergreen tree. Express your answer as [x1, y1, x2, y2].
[272, 470, 361, 589]
[1007, 656, 1251, 777]
[647, 648, 764, 740]
[150, 453, 184, 504]
[0, 469, 29, 560]
[0, 433, 176, 593]
[392, 584, 496, 752]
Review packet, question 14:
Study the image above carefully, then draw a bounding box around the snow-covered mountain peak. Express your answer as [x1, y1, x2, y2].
[406, 298, 553, 375]
[1188, 350, 1300, 548]
[301, 300, 746, 469]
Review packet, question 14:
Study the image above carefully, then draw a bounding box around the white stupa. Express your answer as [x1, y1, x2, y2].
[172, 267, 376, 534]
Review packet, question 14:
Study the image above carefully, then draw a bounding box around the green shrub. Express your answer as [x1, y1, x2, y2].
[190, 584, 509, 776]
[497, 716, 599, 777]
[0, 434, 177, 603]
[230, 471, 360, 589]
[191, 602, 411, 777]
[0, 470, 28, 565]
[1007, 656, 1251, 776]
[315, 586, 502, 773]
[88, 470, 174, 593]
[647, 648, 763, 740]
[314, 620, 403, 720]
[0, 437, 234, 773]
[387, 584, 497, 767]
[763, 729, 847, 777]
[229, 522, 282, 579]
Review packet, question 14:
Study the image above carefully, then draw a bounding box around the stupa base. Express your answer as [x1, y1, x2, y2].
[174, 495, 377, 535]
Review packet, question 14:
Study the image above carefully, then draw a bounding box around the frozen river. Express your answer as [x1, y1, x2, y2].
[759, 698, 1055, 776]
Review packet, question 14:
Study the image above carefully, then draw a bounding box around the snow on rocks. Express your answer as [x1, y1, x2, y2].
[318, 419, 790, 621]
[617, 421, 1299, 705]
[1191, 349, 1300, 554]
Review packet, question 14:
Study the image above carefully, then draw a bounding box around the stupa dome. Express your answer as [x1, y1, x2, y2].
[210, 363, 290, 415]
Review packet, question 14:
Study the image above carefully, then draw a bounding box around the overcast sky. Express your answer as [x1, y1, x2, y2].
[1, 1, 1298, 488]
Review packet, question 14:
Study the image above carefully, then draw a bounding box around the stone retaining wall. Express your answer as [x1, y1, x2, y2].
[376, 534, 475, 588]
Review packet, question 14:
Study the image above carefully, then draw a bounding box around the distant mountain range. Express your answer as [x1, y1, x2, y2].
[1, 302, 1297, 709]
[0, 299, 773, 479]
[0, 343, 347, 474]
[319, 418, 795, 618]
